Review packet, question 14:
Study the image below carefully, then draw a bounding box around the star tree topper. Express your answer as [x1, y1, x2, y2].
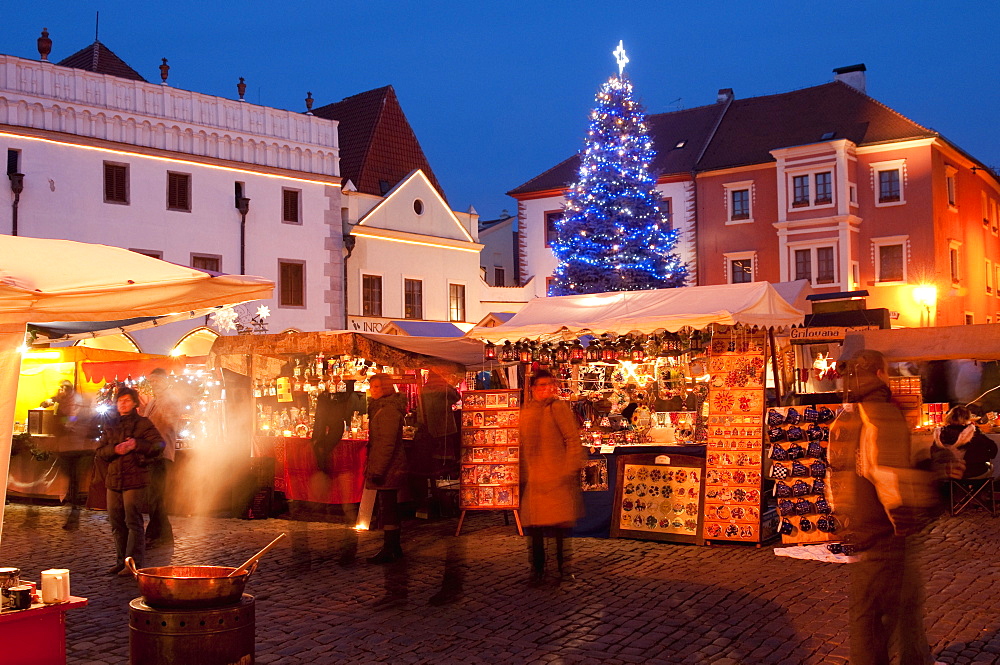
[613, 40, 629, 76]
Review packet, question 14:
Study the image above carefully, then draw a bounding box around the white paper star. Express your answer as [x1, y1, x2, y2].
[210, 307, 238, 332]
[256, 305, 271, 319]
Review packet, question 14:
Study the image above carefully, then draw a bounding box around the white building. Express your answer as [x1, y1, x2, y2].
[0, 38, 343, 354]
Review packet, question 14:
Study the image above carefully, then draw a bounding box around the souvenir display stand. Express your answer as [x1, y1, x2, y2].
[456, 389, 522, 535]
[208, 332, 484, 517]
[467, 282, 806, 545]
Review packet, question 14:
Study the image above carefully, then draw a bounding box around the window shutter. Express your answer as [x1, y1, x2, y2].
[168, 173, 190, 211]
[105, 163, 127, 203]
[283, 190, 299, 223]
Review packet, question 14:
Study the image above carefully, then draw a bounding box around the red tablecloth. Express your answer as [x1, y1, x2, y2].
[254, 436, 367, 504]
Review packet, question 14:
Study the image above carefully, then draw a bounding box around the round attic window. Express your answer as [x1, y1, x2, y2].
[413, 199, 424, 215]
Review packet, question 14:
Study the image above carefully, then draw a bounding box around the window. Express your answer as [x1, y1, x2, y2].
[996, 264, 1000, 297]
[278, 261, 305, 307]
[877, 244, 904, 283]
[878, 170, 900, 203]
[282, 188, 301, 224]
[167, 172, 191, 211]
[965, 313, 975, 325]
[103, 162, 129, 204]
[949, 241, 962, 283]
[815, 172, 832, 204]
[659, 198, 673, 230]
[794, 249, 812, 282]
[792, 175, 810, 207]
[6, 149, 20, 175]
[449, 283, 466, 322]
[546, 276, 557, 295]
[871, 236, 907, 284]
[731, 189, 750, 220]
[724, 181, 754, 223]
[494, 267, 506, 286]
[983, 192, 990, 227]
[791, 245, 837, 285]
[235, 181, 245, 208]
[544, 211, 562, 247]
[945, 166, 957, 208]
[190, 254, 220, 273]
[413, 199, 424, 215]
[404, 279, 422, 320]
[871, 159, 906, 206]
[987, 260, 994, 295]
[724, 251, 755, 284]
[130, 248, 162, 259]
[362, 275, 382, 317]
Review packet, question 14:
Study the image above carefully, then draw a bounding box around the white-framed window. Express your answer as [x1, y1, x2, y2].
[945, 166, 957, 209]
[851, 261, 860, 291]
[949, 240, 962, 284]
[790, 243, 837, 285]
[965, 312, 975, 325]
[449, 283, 466, 322]
[871, 235, 908, 284]
[992, 198, 999, 236]
[987, 259, 994, 295]
[787, 170, 834, 211]
[362, 274, 383, 317]
[403, 278, 422, 319]
[982, 192, 990, 228]
[723, 181, 754, 224]
[871, 159, 906, 206]
[723, 251, 756, 284]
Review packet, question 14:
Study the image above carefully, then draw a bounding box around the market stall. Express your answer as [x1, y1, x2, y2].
[0, 235, 273, 547]
[467, 281, 805, 544]
[208, 331, 484, 517]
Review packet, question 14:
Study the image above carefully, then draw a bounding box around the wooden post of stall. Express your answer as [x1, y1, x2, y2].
[768, 327, 783, 407]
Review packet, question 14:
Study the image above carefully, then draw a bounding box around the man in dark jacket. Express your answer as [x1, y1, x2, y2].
[365, 373, 409, 564]
[96, 387, 163, 575]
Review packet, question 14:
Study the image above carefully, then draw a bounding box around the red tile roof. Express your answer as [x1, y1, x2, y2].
[56, 41, 146, 82]
[312, 86, 445, 200]
[696, 81, 936, 172]
[508, 102, 727, 196]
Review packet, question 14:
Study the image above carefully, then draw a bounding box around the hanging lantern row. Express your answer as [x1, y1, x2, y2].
[483, 330, 709, 365]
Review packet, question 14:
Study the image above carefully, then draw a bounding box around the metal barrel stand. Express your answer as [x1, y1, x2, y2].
[129, 594, 254, 665]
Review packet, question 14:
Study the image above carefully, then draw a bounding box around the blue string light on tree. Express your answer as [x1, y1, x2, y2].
[549, 41, 688, 296]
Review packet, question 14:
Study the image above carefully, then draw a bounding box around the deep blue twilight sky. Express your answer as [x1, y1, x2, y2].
[4, 2, 999, 220]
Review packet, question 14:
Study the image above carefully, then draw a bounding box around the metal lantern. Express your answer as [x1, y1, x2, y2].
[518, 342, 533, 364]
[554, 342, 570, 364]
[616, 337, 632, 361]
[499, 341, 515, 363]
[484, 341, 497, 360]
[586, 339, 602, 363]
[601, 341, 618, 363]
[570, 340, 586, 364]
[538, 343, 552, 367]
[630, 340, 645, 363]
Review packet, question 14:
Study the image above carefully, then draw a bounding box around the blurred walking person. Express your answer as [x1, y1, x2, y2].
[829, 350, 946, 665]
[140, 368, 183, 548]
[41, 380, 92, 529]
[519, 370, 586, 586]
[364, 374, 409, 564]
[96, 387, 163, 575]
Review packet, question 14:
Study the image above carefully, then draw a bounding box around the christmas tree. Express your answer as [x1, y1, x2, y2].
[549, 42, 688, 296]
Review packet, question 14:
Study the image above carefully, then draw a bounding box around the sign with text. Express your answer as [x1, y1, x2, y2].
[789, 325, 880, 343]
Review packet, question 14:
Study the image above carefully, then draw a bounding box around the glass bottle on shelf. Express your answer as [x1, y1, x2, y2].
[268, 379, 277, 397]
[253, 379, 261, 398]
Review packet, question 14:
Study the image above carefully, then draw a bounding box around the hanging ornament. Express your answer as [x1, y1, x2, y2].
[554, 341, 570, 364]
[499, 341, 515, 363]
[630, 340, 645, 363]
[518, 342, 532, 364]
[586, 339, 602, 364]
[570, 339, 587, 364]
[538, 343, 552, 367]
[484, 341, 497, 361]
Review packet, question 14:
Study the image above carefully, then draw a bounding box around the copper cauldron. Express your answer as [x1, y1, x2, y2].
[124, 557, 257, 609]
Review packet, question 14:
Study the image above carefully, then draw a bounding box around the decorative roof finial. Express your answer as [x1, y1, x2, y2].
[305, 92, 314, 115]
[37, 28, 52, 61]
[237, 77, 247, 102]
[613, 40, 629, 76]
[159, 58, 170, 85]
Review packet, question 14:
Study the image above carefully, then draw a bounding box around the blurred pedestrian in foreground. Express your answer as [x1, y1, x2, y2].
[96, 388, 163, 575]
[519, 369, 586, 586]
[829, 350, 946, 665]
[364, 373, 409, 564]
[140, 368, 183, 548]
[41, 380, 92, 528]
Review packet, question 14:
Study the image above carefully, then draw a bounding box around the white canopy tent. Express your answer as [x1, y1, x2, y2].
[0, 236, 273, 546]
[466, 282, 805, 342]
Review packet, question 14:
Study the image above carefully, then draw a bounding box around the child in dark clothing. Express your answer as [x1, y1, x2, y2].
[933, 406, 998, 479]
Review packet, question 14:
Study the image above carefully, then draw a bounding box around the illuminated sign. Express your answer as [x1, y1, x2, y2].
[790, 325, 881, 343]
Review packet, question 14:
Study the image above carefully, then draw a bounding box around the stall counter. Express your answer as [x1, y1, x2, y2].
[254, 436, 367, 505]
[0, 596, 87, 665]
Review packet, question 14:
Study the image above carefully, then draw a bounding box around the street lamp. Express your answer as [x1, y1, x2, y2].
[912, 285, 937, 327]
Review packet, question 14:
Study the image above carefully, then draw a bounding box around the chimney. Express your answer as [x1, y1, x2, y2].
[833, 64, 866, 94]
[717, 88, 734, 103]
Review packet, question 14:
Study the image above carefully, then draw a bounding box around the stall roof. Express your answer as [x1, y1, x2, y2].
[378, 321, 466, 337]
[842, 323, 1000, 362]
[465, 282, 804, 342]
[208, 330, 486, 373]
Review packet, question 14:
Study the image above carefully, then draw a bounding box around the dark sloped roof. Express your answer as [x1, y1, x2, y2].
[312, 86, 445, 200]
[696, 81, 937, 171]
[56, 41, 146, 82]
[508, 102, 727, 196]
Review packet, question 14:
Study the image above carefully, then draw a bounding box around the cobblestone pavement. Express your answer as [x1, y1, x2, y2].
[2, 502, 998, 664]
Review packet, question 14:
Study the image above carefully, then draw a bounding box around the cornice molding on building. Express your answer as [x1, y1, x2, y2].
[350, 225, 484, 253]
[695, 162, 777, 178]
[0, 126, 343, 186]
[772, 214, 862, 233]
[853, 138, 937, 154]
